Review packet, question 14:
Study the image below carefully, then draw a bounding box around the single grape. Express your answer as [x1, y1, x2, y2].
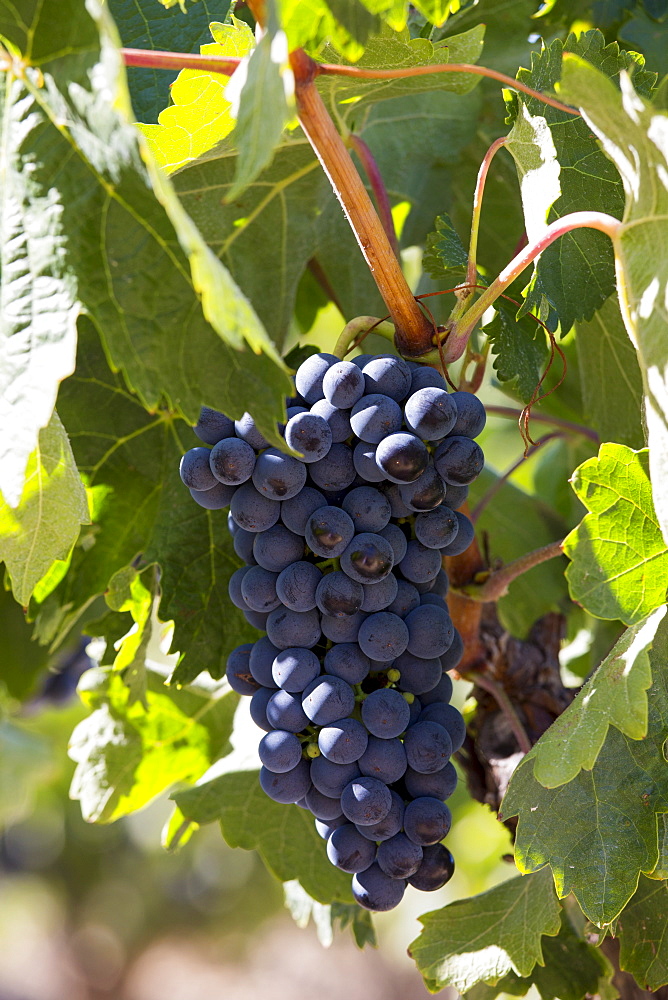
[358, 736, 407, 783]
[352, 863, 406, 911]
[315, 570, 364, 618]
[308, 443, 356, 492]
[410, 367, 448, 393]
[341, 776, 392, 826]
[272, 647, 320, 693]
[357, 612, 409, 662]
[399, 465, 447, 512]
[420, 593, 447, 608]
[439, 511, 475, 556]
[340, 533, 395, 585]
[399, 540, 442, 584]
[319, 717, 369, 764]
[324, 643, 371, 685]
[393, 651, 442, 695]
[249, 636, 280, 688]
[233, 527, 256, 564]
[259, 760, 312, 803]
[419, 674, 454, 706]
[240, 566, 281, 613]
[280, 487, 327, 535]
[285, 411, 333, 463]
[404, 387, 457, 440]
[449, 391, 486, 438]
[342, 486, 391, 533]
[351, 353, 374, 369]
[244, 609, 269, 630]
[361, 688, 411, 738]
[210, 437, 256, 486]
[350, 393, 402, 444]
[434, 436, 484, 486]
[386, 581, 421, 623]
[230, 483, 280, 532]
[225, 643, 257, 695]
[305, 786, 343, 821]
[404, 797, 452, 845]
[404, 761, 458, 800]
[189, 482, 236, 509]
[327, 824, 376, 873]
[440, 630, 464, 670]
[253, 524, 304, 573]
[310, 757, 361, 798]
[375, 433, 429, 484]
[379, 482, 412, 518]
[302, 675, 356, 726]
[180, 447, 217, 491]
[275, 561, 322, 612]
[310, 399, 352, 444]
[249, 687, 274, 732]
[258, 730, 303, 773]
[315, 815, 348, 840]
[228, 566, 251, 610]
[360, 573, 398, 613]
[378, 523, 408, 564]
[408, 843, 455, 891]
[355, 790, 404, 843]
[251, 447, 307, 499]
[376, 833, 423, 879]
[405, 604, 455, 658]
[322, 360, 366, 408]
[404, 721, 452, 773]
[194, 406, 235, 445]
[353, 442, 387, 483]
[444, 483, 469, 510]
[294, 352, 340, 404]
[266, 688, 310, 732]
[305, 505, 355, 559]
[234, 412, 268, 450]
[266, 607, 322, 650]
[431, 568, 450, 599]
[362, 355, 412, 401]
[321, 611, 367, 644]
[419, 703, 466, 752]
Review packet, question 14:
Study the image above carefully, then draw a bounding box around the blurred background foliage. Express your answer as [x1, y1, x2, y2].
[1, 0, 666, 995]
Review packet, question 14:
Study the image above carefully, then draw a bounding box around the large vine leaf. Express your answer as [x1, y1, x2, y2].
[575, 295, 645, 450]
[0, 412, 89, 607]
[408, 868, 562, 993]
[463, 912, 611, 1000]
[519, 605, 667, 788]
[501, 659, 668, 925]
[174, 767, 354, 904]
[558, 59, 668, 547]
[0, 0, 291, 489]
[616, 875, 668, 990]
[108, 0, 228, 123]
[69, 667, 238, 823]
[42, 319, 253, 686]
[506, 30, 654, 334]
[563, 445, 668, 624]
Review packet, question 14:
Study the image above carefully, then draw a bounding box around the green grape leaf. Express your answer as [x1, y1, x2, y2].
[0, 412, 89, 607]
[283, 880, 377, 949]
[563, 445, 668, 624]
[104, 565, 159, 706]
[422, 211, 469, 279]
[616, 876, 668, 991]
[0, 588, 51, 700]
[501, 659, 668, 925]
[483, 306, 550, 404]
[558, 58, 668, 550]
[43, 319, 254, 685]
[507, 31, 655, 334]
[521, 605, 667, 788]
[467, 467, 568, 638]
[108, 0, 228, 123]
[174, 768, 354, 904]
[649, 815, 668, 881]
[463, 912, 612, 1000]
[139, 19, 256, 172]
[408, 868, 562, 993]
[575, 296, 645, 450]
[0, 0, 291, 471]
[69, 669, 238, 823]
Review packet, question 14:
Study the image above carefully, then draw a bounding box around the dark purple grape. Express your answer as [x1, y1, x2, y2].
[276, 561, 322, 612]
[240, 566, 281, 613]
[408, 844, 455, 891]
[360, 573, 398, 612]
[358, 612, 408, 662]
[375, 433, 429, 484]
[405, 604, 455, 658]
[259, 730, 303, 772]
[378, 523, 408, 564]
[362, 355, 411, 401]
[405, 761, 458, 800]
[294, 353, 339, 404]
[376, 833, 423, 878]
[253, 524, 304, 573]
[311, 399, 352, 443]
[361, 687, 410, 738]
[308, 443, 356, 491]
[194, 407, 234, 445]
[234, 412, 268, 450]
[387, 579, 421, 618]
[449, 391, 486, 438]
[393, 651, 442, 695]
[399, 465, 447, 512]
[352, 863, 406, 911]
[305, 506, 355, 558]
[404, 387, 457, 440]
[399, 540, 442, 584]
[272, 647, 320, 692]
[316, 571, 364, 618]
[280, 487, 327, 534]
[319, 717, 368, 764]
[285, 411, 333, 463]
[180, 447, 217, 491]
[440, 630, 463, 670]
[355, 790, 404, 843]
[189, 482, 236, 509]
[434, 436, 484, 486]
[266, 689, 310, 732]
[404, 721, 452, 773]
[327, 824, 376, 873]
[342, 486, 391, 533]
[420, 674, 454, 706]
[310, 756, 361, 798]
[230, 483, 280, 532]
[341, 776, 392, 826]
[353, 442, 387, 483]
[259, 760, 311, 803]
[210, 437, 256, 486]
[322, 361, 366, 408]
[251, 447, 306, 498]
[440, 512, 475, 556]
[419, 703, 466, 752]
[404, 797, 452, 845]
[350, 393, 402, 444]
[305, 786, 342, 820]
[226, 643, 257, 695]
[340, 533, 394, 585]
[410, 367, 448, 393]
[249, 687, 273, 731]
[324, 643, 371, 685]
[358, 736, 407, 783]
[266, 607, 322, 650]
[302, 675, 356, 726]
[321, 612, 367, 643]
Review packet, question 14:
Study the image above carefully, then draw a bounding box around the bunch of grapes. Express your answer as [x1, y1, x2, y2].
[178, 351, 485, 911]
